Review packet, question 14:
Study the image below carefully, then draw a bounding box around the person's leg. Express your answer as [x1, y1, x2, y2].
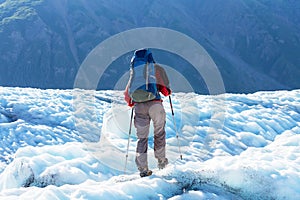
[134, 103, 151, 172]
[148, 101, 168, 168]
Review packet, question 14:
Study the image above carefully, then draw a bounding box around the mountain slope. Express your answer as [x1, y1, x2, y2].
[0, 0, 300, 93]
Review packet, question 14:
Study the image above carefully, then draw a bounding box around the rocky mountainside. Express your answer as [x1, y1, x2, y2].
[0, 0, 299, 93]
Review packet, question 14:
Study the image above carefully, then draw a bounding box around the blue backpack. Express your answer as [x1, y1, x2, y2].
[128, 49, 159, 103]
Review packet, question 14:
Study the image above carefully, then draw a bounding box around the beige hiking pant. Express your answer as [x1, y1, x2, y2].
[134, 101, 166, 171]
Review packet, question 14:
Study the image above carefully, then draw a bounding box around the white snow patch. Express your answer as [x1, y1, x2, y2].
[0, 87, 299, 199]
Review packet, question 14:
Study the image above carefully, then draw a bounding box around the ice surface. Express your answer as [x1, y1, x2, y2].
[0, 87, 299, 199]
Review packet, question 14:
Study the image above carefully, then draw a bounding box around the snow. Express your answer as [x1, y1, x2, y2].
[0, 86, 300, 199]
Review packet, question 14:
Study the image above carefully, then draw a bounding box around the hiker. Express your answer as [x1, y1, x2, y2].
[124, 48, 171, 177]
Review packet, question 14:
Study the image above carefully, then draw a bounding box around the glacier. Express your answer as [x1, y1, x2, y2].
[0, 86, 299, 199]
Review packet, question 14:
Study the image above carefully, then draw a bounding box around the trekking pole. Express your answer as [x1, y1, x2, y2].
[169, 96, 183, 160]
[124, 107, 134, 174]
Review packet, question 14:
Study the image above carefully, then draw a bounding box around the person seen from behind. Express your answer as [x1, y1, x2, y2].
[124, 48, 171, 177]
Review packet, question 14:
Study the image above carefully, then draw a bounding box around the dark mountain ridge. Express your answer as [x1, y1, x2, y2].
[0, 0, 299, 93]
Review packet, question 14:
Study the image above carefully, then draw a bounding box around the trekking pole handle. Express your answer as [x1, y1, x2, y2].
[129, 107, 134, 136]
[169, 96, 174, 116]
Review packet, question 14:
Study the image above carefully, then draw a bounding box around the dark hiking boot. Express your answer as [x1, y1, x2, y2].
[138, 167, 152, 177]
[158, 158, 168, 169]
[139, 169, 152, 177]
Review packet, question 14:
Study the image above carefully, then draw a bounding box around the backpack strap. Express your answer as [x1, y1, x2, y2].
[145, 62, 149, 90]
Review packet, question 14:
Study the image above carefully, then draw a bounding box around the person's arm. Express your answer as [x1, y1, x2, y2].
[124, 84, 134, 107]
[124, 68, 135, 107]
[155, 64, 172, 96]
